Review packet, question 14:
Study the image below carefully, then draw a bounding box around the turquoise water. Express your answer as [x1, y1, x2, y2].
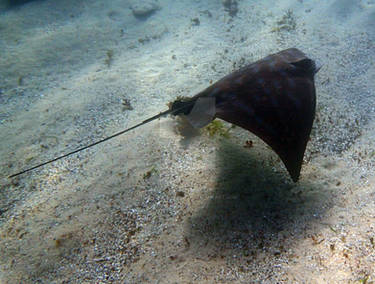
[0, 0, 374, 282]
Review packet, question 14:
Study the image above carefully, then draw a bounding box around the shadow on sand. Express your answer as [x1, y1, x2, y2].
[185, 139, 332, 258]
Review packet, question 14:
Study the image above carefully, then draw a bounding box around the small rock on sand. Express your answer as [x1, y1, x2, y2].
[130, 0, 160, 19]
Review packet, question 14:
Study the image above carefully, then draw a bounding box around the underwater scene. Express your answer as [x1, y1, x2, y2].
[0, 0, 375, 282]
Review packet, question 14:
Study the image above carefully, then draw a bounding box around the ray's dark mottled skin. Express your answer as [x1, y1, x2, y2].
[9, 48, 319, 181]
[170, 48, 319, 181]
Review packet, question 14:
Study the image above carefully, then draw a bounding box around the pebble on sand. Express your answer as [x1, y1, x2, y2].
[130, 1, 160, 19]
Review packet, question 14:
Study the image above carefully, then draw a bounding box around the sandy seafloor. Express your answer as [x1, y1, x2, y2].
[0, 0, 375, 282]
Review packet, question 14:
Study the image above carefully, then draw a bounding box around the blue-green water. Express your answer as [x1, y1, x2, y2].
[0, 0, 374, 282]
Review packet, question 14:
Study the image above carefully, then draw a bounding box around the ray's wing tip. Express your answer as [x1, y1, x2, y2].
[286, 164, 301, 183]
[290, 172, 300, 183]
[282, 150, 305, 183]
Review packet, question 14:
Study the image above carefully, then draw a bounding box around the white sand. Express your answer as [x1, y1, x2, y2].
[0, 0, 375, 282]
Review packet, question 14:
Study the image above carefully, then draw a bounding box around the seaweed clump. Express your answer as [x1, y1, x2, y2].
[143, 166, 157, 180]
[105, 50, 114, 67]
[271, 9, 297, 33]
[204, 120, 231, 138]
[222, 0, 238, 17]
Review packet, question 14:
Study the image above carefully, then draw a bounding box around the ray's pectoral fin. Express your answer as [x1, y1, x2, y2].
[169, 96, 216, 129]
[184, 97, 216, 128]
[169, 48, 318, 182]
[212, 49, 317, 182]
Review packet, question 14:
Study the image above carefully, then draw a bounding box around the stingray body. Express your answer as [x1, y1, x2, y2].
[170, 48, 319, 181]
[10, 48, 319, 181]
